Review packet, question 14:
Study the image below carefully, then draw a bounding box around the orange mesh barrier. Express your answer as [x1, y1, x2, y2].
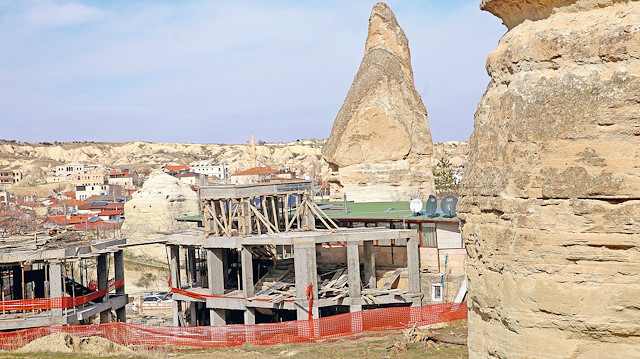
[0, 302, 466, 349]
[0, 278, 123, 311]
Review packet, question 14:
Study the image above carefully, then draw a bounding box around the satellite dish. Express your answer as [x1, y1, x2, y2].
[441, 195, 458, 217]
[410, 199, 423, 215]
[425, 195, 437, 217]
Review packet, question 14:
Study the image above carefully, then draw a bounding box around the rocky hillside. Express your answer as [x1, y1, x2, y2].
[0, 139, 466, 182]
[0, 139, 328, 179]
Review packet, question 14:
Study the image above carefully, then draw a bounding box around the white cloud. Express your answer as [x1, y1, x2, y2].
[24, 0, 104, 27]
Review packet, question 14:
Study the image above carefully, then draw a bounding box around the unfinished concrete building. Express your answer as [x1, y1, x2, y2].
[0, 235, 127, 330]
[166, 181, 421, 326]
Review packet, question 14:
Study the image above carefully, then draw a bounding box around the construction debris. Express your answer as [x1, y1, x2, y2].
[387, 325, 467, 352]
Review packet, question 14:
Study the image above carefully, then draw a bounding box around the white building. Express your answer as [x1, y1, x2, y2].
[56, 163, 86, 176]
[174, 172, 208, 187]
[75, 185, 109, 201]
[190, 161, 228, 180]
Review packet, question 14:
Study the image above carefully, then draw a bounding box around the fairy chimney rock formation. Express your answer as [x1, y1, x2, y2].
[322, 2, 435, 202]
[460, 1, 640, 358]
[121, 170, 199, 239]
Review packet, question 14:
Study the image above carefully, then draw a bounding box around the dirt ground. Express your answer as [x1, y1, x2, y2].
[0, 320, 468, 359]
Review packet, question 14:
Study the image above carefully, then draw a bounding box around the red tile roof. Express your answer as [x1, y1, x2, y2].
[60, 199, 89, 207]
[73, 220, 122, 231]
[109, 171, 133, 177]
[47, 214, 94, 225]
[105, 203, 124, 210]
[97, 209, 124, 216]
[232, 167, 280, 176]
[164, 165, 190, 171]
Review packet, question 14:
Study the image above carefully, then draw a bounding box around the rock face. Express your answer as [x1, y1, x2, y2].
[121, 170, 199, 239]
[460, 1, 640, 358]
[322, 2, 434, 202]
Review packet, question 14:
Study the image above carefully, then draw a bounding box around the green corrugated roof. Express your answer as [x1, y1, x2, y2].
[319, 201, 458, 222]
[176, 201, 458, 223]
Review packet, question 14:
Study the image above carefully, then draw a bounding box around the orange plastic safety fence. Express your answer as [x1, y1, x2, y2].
[0, 302, 467, 349]
[0, 278, 123, 311]
[170, 283, 296, 302]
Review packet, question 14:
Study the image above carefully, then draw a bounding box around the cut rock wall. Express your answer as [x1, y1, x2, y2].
[460, 1, 640, 358]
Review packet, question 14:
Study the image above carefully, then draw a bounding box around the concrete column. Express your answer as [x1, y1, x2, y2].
[347, 241, 362, 312]
[48, 262, 63, 319]
[170, 245, 183, 326]
[97, 254, 110, 323]
[187, 248, 197, 285]
[190, 302, 198, 326]
[244, 308, 256, 325]
[293, 242, 319, 320]
[301, 193, 316, 229]
[114, 250, 126, 322]
[240, 246, 254, 297]
[407, 232, 421, 306]
[207, 248, 226, 325]
[363, 241, 376, 289]
[12, 266, 22, 300]
[240, 246, 256, 324]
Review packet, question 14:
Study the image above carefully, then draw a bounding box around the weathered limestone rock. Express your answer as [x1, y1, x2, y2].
[121, 170, 199, 239]
[322, 2, 435, 202]
[460, 1, 640, 358]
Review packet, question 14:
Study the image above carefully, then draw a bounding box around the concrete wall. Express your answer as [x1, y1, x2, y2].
[420, 273, 465, 305]
[436, 222, 463, 249]
[419, 247, 465, 274]
[318, 245, 465, 274]
[316, 244, 407, 266]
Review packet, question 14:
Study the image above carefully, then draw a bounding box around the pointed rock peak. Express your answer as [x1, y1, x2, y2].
[365, 2, 411, 73]
[321, 1, 434, 201]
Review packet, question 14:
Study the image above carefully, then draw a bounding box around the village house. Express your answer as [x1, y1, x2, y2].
[190, 161, 228, 180]
[70, 167, 104, 187]
[229, 167, 295, 185]
[162, 165, 190, 175]
[174, 172, 208, 187]
[108, 169, 139, 189]
[75, 184, 109, 201]
[0, 169, 22, 189]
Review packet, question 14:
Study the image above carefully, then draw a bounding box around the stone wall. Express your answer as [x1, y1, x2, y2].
[460, 1, 640, 357]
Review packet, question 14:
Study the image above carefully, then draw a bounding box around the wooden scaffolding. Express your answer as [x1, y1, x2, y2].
[199, 181, 338, 237]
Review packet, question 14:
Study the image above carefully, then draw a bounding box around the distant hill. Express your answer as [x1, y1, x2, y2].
[0, 139, 466, 181]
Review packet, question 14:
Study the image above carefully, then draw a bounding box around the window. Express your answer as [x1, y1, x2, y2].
[432, 283, 443, 302]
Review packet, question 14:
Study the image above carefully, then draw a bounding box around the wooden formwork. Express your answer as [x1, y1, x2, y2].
[200, 181, 338, 237]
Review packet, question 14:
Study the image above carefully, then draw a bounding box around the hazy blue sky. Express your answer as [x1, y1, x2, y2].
[0, 1, 505, 144]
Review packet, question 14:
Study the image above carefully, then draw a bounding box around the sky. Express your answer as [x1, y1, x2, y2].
[0, 0, 505, 144]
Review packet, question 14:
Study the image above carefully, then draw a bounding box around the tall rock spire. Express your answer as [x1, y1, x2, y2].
[322, 2, 434, 202]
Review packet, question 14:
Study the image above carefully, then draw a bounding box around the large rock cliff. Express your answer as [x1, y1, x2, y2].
[322, 2, 435, 202]
[460, 1, 640, 358]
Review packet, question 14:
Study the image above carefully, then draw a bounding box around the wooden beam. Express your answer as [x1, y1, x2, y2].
[210, 201, 220, 237]
[270, 196, 280, 232]
[250, 203, 276, 234]
[306, 199, 338, 230]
